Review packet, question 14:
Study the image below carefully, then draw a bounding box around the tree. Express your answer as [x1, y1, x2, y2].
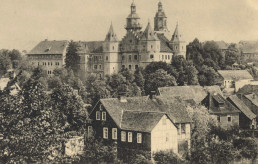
[144, 69, 177, 95]
[198, 65, 218, 86]
[153, 150, 186, 164]
[225, 44, 241, 66]
[134, 68, 145, 92]
[0, 50, 12, 76]
[65, 41, 80, 75]
[185, 63, 199, 85]
[144, 61, 178, 79]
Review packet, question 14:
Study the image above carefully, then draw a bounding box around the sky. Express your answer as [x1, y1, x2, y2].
[0, 0, 258, 51]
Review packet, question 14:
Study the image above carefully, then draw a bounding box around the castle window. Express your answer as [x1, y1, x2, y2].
[217, 116, 220, 122]
[135, 65, 138, 69]
[99, 65, 102, 69]
[129, 65, 132, 70]
[122, 56, 125, 60]
[151, 45, 153, 49]
[182, 46, 183, 50]
[103, 127, 108, 139]
[134, 55, 138, 60]
[112, 46, 114, 50]
[106, 56, 108, 61]
[122, 65, 125, 69]
[129, 55, 132, 61]
[150, 54, 154, 59]
[176, 46, 178, 50]
[94, 65, 97, 70]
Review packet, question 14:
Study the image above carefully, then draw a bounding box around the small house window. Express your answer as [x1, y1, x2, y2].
[217, 116, 220, 122]
[128, 132, 132, 142]
[165, 55, 167, 60]
[168, 55, 170, 60]
[103, 127, 108, 139]
[162, 55, 164, 59]
[166, 133, 169, 142]
[88, 126, 93, 137]
[227, 115, 231, 122]
[102, 112, 106, 121]
[96, 111, 100, 120]
[121, 131, 126, 142]
[112, 128, 117, 140]
[181, 123, 186, 134]
[137, 133, 142, 143]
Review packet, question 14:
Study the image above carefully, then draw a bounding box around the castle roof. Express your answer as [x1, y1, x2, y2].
[157, 34, 173, 52]
[140, 22, 159, 41]
[155, 1, 167, 18]
[27, 40, 68, 55]
[80, 41, 104, 53]
[171, 23, 183, 42]
[105, 23, 118, 42]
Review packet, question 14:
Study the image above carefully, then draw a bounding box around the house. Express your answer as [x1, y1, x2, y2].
[239, 40, 258, 62]
[227, 95, 256, 129]
[0, 69, 20, 95]
[217, 70, 254, 92]
[65, 136, 84, 156]
[157, 85, 223, 104]
[88, 95, 192, 159]
[202, 92, 240, 129]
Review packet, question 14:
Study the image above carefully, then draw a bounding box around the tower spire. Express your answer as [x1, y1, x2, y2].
[105, 22, 118, 42]
[154, 0, 168, 32]
[125, 0, 142, 31]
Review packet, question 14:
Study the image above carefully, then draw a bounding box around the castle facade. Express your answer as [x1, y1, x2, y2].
[27, 1, 186, 79]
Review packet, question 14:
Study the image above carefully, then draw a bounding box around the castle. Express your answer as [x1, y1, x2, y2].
[27, 1, 186, 79]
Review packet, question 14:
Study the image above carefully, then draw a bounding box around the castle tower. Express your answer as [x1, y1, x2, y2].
[103, 23, 120, 75]
[154, 1, 169, 33]
[169, 23, 186, 58]
[125, 1, 142, 32]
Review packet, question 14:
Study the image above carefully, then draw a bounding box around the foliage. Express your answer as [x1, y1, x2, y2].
[225, 44, 241, 66]
[198, 65, 219, 86]
[144, 69, 177, 95]
[134, 68, 145, 92]
[153, 150, 186, 164]
[65, 41, 80, 75]
[144, 61, 178, 79]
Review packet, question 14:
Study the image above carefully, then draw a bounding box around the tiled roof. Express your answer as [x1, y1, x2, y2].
[158, 85, 223, 104]
[121, 111, 165, 132]
[218, 70, 253, 81]
[204, 93, 240, 114]
[244, 94, 258, 107]
[227, 95, 256, 120]
[157, 34, 173, 53]
[98, 96, 191, 132]
[27, 40, 68, 54]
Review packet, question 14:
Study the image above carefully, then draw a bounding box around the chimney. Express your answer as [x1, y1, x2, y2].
[118, 96, 127, 103]
[150, 91, 156, 99]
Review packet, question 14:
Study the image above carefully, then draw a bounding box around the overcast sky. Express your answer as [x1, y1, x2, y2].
[0, 0, 258, 51]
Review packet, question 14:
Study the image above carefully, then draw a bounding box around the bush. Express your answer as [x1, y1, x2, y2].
[153, 150, 186, 164]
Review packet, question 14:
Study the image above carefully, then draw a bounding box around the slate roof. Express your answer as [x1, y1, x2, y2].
[28, 40, 68, 55]
[227, 95, 256, 120]
[140, 22, 159, 41]
[158, 85, 223, 104]
[105, 23, 118, 42]
[218, 70, 253, 81]
[121, 111, 165, 132]
[203, 93, 240, 114]
[157, 34, 173, 53]
[171, 23, 183, 42]
[97, 96, 191, 132]
[80, 41, 104, 53]
[244, 94, 258, 107]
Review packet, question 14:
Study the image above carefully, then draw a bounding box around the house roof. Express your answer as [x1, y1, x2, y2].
[121, 111, 166, 132]
[218, 70, 253, 81]
[158, 85, 223, 104]
[228, 95, 256, 120]
[237, 84, 258, 95]
[27, 40, 68, 55]
[204, 93, 240, 114]
[244, 93, 258, 107]
[214, 41, 229, 50]
[239, 40, 258, 53]
[157, 34, 173, 53]
[97, 96, 191, 132]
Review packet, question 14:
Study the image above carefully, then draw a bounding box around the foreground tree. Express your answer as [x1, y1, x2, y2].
[65, 41, 80, 75]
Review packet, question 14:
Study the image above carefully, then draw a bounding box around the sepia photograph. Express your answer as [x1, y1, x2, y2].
[0, 0, 258, 163]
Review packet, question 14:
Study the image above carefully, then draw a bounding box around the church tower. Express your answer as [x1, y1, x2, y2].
[169, 23, 186, 58]
[125, 1, 142, 32]
[103, 23, 120, 75]
[154, 1, 169, 33]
